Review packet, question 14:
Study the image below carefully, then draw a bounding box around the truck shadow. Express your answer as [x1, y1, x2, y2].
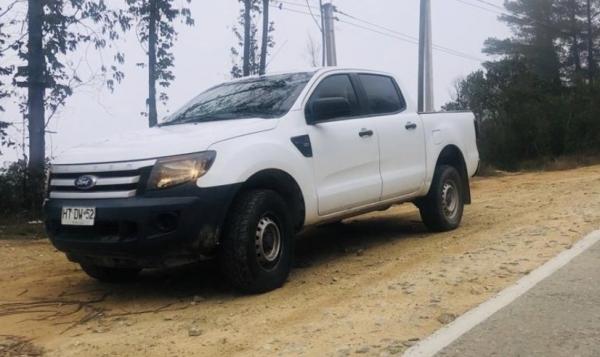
[79, 209, 429, 302]
[294, 213, 427, 269]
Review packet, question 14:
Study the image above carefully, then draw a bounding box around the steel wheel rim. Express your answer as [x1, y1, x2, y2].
[255, 215, 282, 268]
[441, 180, 459, 220]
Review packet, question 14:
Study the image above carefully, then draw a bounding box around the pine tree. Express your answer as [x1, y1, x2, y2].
[484, 0, 562, 83]
[125, 0, 194, 127]
[555, 0, 586, 83]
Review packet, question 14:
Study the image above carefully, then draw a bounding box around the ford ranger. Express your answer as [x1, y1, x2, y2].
[44, 68, 479, 293]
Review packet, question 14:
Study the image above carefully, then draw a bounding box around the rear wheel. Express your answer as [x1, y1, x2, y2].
[79, 263, 141, 283]
[219, 189, 293, 294]
[418, 165, 464, 232]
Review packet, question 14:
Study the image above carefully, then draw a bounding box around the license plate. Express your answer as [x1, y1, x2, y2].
[61, 207, 96, 226]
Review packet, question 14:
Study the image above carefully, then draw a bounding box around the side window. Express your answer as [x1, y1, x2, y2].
[359, 74, 406, 115]
[309, 74, 360, 120]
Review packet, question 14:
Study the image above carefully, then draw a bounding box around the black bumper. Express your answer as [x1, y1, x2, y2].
[44, 184, 240, 268]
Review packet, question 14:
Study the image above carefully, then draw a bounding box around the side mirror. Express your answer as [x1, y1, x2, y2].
[306, 97, 351, 124]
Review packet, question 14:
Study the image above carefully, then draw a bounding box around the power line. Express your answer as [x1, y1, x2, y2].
[273, 0, 319, 12]
[471, 0, 505, 11]
[453, 0, 506, 16]
[336, 18, 484, 62]
[334, 8, 419, 43]
[453, 0, 571, 35]
[269, 4, 318, 18]
[334, 8, 485, 62]
[305, 0, 322, 31]
[272, 2, 485, 62]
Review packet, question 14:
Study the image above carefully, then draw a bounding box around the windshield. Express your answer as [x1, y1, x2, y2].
[161, 72, 314, 126]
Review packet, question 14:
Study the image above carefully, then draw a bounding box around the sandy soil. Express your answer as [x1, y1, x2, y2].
[1, 165, 599, 357]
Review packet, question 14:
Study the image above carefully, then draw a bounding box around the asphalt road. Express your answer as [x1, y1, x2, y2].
[438, 239, 600, 357]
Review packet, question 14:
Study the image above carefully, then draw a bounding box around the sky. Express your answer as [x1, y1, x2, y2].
[0, 0, 511, 164]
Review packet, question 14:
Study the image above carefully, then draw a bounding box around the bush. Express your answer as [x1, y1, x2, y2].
[0, 160, 29, 217]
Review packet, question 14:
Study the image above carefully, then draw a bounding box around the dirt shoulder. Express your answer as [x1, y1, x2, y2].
[1, 165, 599, 356]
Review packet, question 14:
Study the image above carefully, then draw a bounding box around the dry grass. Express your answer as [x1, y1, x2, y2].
[477, 154, 600, 177]
[0, 215, 45, 240]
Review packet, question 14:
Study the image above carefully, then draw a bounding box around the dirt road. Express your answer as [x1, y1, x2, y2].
[1, 165, 599, 357]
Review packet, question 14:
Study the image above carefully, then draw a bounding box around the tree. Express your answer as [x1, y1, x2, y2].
[584, 0, 599, 84]
[484, 0, 562, 83]
[555, 0, 586, 83]
[125, 0, 194, 127]
[243, 0, 253, 76]
[231, 0, 275, 78]
[304, 33, 321, 67]
[259, 0, 270, 75]
[443, 72, 487, 118]
[445, 0, 600, 170]
[485, 0, 600, 86]
[18, 0, 131, 216]
[0, 1, 19, 154]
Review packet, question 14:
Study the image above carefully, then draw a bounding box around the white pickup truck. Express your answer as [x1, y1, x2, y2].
[44, 68, 479, 293]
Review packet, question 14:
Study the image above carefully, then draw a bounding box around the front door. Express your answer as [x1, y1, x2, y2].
[306, 74, 382, 215]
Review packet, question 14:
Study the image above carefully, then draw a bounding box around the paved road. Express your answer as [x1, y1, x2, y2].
[438, 240, 600, 357]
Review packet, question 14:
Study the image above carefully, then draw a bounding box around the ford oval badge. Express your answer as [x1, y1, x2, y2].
[74, 175, 97, 190]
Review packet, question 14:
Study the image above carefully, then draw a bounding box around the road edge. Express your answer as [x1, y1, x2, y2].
[403, 229, 600, 357]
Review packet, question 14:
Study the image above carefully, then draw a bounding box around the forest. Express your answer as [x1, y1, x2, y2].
[444, 0, 600, 169]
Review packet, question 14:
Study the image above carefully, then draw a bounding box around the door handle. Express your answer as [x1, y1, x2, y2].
[359, 129, 374, 138]
[405, 122, 417, 130]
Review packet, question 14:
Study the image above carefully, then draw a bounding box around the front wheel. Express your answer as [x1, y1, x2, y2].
[418, 165, 464, 232]
[219, 189, 294, 294]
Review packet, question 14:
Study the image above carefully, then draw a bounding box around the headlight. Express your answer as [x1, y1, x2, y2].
[147, 151, 216, 190]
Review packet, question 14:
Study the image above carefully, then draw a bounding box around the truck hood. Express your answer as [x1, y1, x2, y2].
[54, 118, 277, 165]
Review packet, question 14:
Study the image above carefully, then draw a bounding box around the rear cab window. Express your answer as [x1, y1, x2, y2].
[358, 74, 406, 115]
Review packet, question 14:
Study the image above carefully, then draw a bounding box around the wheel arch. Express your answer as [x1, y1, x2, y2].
[234, 169, 306, 231]
[433, 145, 471, 204]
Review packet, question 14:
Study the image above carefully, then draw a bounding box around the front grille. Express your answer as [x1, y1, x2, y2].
[48, 159, 156, 199]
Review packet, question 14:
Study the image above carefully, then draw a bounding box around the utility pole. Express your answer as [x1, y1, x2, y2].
[26, 0, 46, 216]
[319, 0, 326, 66]
[418, 0, 434, 112]
[322, 2, 337, 66]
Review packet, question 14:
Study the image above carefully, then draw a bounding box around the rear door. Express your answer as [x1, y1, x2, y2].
[306, 74, 382, 215]
[356, 74, 427, 199]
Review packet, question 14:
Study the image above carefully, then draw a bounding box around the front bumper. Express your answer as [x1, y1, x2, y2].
[44, 183, 240, 268]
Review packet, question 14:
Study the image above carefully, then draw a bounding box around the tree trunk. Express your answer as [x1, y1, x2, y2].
[243, 0, 251, 77]
[587, 0, 595, 85]
[259, 0, 269, 75]
[148, 0, 158, 127]
[27, 0, 46, 217]
[569, 0, 581, 76]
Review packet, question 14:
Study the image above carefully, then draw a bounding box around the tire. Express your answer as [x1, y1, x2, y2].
[219, 189, 294, 294]
[79, 263, 141, 283]
[419, 165, 464, 232]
